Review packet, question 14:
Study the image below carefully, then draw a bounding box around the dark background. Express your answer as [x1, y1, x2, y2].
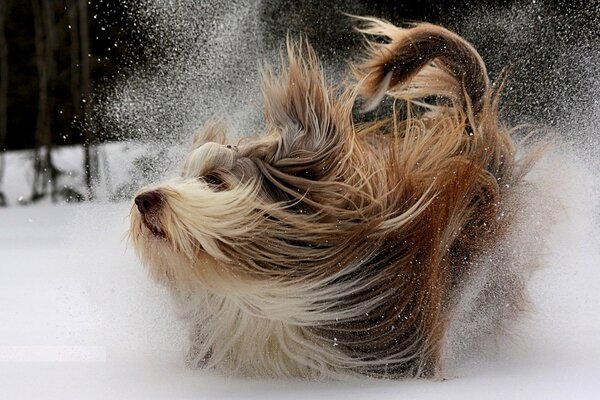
[0, 0, 597, 202]
[2, 1, 145, 150]
[1, 0, 596, 150]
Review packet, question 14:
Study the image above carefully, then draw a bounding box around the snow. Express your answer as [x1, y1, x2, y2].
[0, 144, 599, 399]
[0, 142, 149, 206]
[1, 0, 599, 394]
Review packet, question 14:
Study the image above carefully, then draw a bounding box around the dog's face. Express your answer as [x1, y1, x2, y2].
[129, 133, 282, 291]
[129, 43, 365, 294]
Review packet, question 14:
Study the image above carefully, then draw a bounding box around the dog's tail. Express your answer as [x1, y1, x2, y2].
[353, 17, 489, 113]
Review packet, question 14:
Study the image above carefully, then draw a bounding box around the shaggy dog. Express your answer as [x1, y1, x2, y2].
[129, 17, 541, 379]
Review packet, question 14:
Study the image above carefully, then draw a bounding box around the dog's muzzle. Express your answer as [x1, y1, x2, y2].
[135, 190, 166, 238]
[135, 190, 162, 215]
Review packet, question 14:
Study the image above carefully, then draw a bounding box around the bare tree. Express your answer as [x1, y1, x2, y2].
[77, 0, 98, 200]
[0, 1, 9, 206]
[68, 1, 80, 121]
[29, 0, 97, 203]
[31, 0, 59, 202]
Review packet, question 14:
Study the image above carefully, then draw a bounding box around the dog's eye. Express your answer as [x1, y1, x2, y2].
[201, 173, 227, 190]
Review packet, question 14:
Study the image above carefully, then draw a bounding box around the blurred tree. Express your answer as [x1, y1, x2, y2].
[30, 0, 59, 202]
[1, 0, 137, 203]
[26, 0, 99, 203]
[0, 0, 8, 206]
[68, 0, 98, 200]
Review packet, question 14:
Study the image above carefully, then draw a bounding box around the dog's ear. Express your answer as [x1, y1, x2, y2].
[190, 118, 229, 150]
[181, 118, 238, 178]
[257, 39, 351, 180]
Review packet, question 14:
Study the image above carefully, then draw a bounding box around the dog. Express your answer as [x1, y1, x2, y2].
[129, 17, 542, 379]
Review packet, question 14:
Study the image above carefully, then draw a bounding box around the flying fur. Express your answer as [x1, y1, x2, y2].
[129, 17, 542, 379]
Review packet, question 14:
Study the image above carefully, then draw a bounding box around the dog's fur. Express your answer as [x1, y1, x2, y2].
[129, 18, 541, 379]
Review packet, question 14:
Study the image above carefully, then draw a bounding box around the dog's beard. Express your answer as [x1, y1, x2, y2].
[129, 179, 269, 293]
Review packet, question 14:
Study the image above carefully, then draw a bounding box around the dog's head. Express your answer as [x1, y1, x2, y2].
[129, 41, 374, 294]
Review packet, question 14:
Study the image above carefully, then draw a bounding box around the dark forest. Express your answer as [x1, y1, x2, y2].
[0, 0, 595, 204]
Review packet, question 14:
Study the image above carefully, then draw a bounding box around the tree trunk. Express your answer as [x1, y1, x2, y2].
[0, 1, 8, 206]
[32, 0, 49, 200]
[31, 0, 58, 202]
[78, 0, 98, 200]
[68, 1, 80, 119]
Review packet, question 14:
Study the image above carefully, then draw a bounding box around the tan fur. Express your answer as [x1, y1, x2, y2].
[129, 17, 542, 379]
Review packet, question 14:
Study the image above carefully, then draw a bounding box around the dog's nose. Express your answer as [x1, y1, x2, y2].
[135, 191, 163, 214]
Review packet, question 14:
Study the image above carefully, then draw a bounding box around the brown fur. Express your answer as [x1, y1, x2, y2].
[129, 17, 539, 379]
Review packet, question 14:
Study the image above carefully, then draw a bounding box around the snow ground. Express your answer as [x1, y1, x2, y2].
[0, 146, 599, 399]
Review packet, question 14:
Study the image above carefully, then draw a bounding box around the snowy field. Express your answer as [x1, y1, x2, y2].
[0, 145, 599, 399]
[2, 1, 600, 397]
